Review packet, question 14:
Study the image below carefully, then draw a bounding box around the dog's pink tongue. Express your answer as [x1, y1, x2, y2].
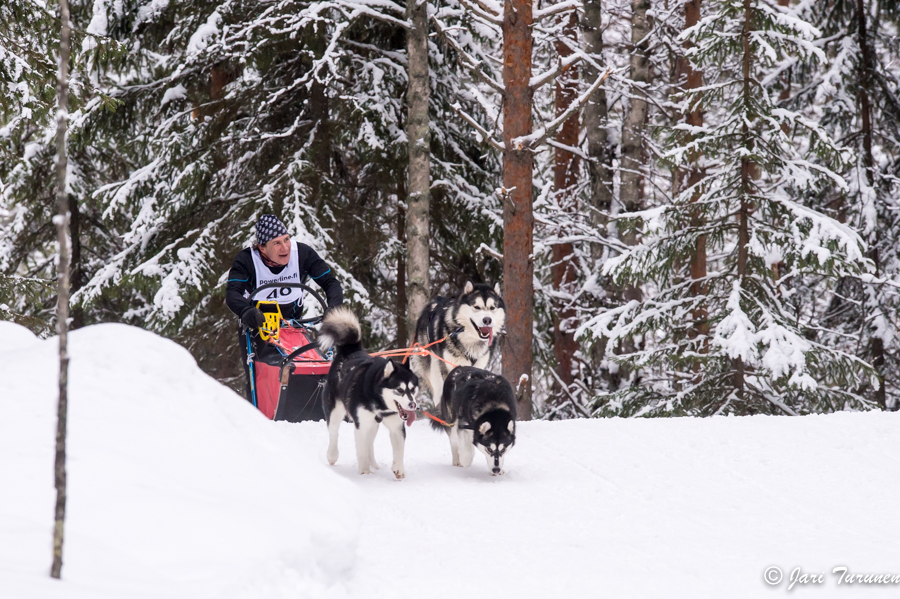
[404, 409, 417, 427]
[480, 327, 494, 345]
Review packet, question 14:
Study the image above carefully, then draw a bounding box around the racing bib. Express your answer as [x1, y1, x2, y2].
[249, 244, 305, 305]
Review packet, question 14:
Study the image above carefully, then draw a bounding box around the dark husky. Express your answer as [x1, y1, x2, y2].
[319, 307, 419, 479]
[431, 366, 517, 475]
[410, 281, 505, 407]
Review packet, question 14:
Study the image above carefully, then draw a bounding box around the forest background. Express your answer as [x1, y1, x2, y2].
[2, 0, 899, 419]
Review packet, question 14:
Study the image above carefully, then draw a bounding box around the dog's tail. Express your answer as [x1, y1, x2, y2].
[318, 307, 363, 356]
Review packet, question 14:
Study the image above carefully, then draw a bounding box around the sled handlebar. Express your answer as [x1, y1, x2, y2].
[249, 283, 329, 325]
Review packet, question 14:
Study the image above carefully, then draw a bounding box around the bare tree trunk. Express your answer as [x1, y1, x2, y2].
[855, 0, 886, 408]
[608, 0, 652, 381]
[51, 0, 71, 580]
[734, 0, 752, 400]
[406, 0, 431, 333]
[583, 0, 615, 388]
[619, 0, 651, 243]
[502, 0, 534, 419]
[551, 12, 580, 390]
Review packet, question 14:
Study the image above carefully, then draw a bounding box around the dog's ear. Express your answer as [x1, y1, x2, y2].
[507, 420, 514, 433]
[494, 282, 501, 295]
[479, 421, 491, 435]
[383, 361, 394, 378]
[464, 280, 474, 294]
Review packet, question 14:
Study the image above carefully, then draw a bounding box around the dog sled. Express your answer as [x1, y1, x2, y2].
[244, 282, 474, 424]
[245, 283, 332, 422]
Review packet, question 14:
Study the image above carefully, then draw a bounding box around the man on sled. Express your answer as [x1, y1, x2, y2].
[226, 214, 343, 409]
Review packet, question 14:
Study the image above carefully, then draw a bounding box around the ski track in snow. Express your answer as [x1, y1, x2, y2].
[1, 322, 899, 598]
[313, 413, 900, 599]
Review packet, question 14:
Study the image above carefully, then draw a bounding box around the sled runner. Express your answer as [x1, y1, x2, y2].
[245, 283, 331, 422]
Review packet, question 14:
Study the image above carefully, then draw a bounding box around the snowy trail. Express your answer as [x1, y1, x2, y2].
[289, 412, 899, 598]
[2, 322, 899, 598]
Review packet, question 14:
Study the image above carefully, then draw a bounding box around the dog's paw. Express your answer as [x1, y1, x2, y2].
[491, 469, 505, 476]
[358, 467, 372, 475]
[452, 461, 462, 467]
[392, 465, 405, 480]
[327, 451, 339, 466]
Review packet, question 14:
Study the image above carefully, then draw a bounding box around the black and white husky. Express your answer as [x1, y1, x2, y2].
[431, 367, 517, 475]
[410, 281, 506, 407]
[319, 307, 419, 479]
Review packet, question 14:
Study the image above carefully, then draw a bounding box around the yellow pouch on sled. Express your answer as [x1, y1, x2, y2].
[255, 301, 283, 342]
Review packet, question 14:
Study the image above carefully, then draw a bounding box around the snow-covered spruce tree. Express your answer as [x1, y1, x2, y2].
[347, 1, 502, 346]
[1, 2, 69, 331]
[0, 0, 122, 332]
[50, 0, 500, 387]
[60, 0, 379, 383]
[530, 0, 685, 416]
[580, 0, 878, 416]
[786, 0, 900, 410]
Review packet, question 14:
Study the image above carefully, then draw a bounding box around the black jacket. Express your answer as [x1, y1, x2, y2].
[226, 242, 343, 321]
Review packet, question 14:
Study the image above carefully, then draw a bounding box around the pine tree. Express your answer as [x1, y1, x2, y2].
[789, 0, 900, 410]
[582, 0, 879, 416]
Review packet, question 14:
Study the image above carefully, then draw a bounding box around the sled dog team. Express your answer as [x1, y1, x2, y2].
[318, 282, 517, 479]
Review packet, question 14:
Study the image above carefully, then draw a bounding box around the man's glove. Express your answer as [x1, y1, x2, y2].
[242, 307, 265, 329]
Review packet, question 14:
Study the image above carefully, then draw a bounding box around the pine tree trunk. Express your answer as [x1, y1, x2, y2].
[682, 0, 707, 350]
[551, 12, 580, 390]
[502, 0, 534, 419]
[68, 194, 83, 329]
[583, 0, 614, 388]
[406, 0, 431, 332]
[397, 193, 409, 344]
[308, 22, 331, 214]
[855, 0, 886, 408]
[734, 0, 753, 400]
[583, 0, 613, 263]
[51, 0, 71, 580]
[619, 0, 651, 242]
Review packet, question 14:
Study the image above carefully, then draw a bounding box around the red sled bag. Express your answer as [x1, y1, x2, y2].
[246, 284, 332, 422]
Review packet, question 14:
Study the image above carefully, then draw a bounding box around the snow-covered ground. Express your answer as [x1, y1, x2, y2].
[2, 323, 898, 598]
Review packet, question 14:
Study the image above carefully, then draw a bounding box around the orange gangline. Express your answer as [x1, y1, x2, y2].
[423, 410, 453, 427]
[263, 327, 459, 369]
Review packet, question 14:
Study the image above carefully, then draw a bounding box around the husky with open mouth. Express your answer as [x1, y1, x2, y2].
[319, 307, 419, 479]
[410, 281, 505, 407]
[430, 367, 517, 475]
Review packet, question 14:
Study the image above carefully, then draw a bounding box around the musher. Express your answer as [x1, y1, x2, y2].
[226, 214, 343, 402]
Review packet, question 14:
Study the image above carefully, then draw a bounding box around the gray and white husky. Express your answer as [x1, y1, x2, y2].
[319, 307, 419, 479]
[410, 281, 505, 407]
[431, 367, 517, 475]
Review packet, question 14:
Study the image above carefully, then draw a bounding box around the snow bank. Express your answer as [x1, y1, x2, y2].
[0, 323, 359, 599]
[0, 320, 39, 351]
